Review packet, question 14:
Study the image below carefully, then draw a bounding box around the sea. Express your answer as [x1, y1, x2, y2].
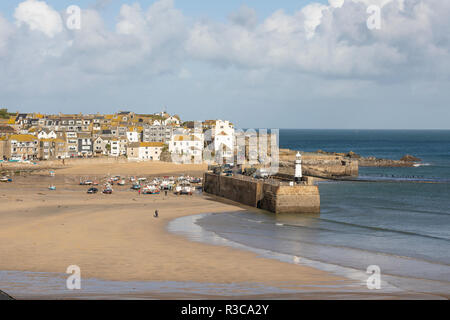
[170, 130, 450, 296]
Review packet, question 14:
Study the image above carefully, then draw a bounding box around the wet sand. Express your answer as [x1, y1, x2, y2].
[0, 161, 439, 299]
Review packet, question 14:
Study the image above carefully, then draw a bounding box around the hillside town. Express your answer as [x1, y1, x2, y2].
[0, 110, 236, 164]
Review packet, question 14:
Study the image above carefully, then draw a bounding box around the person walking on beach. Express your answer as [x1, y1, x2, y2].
[154, 210, 159, 218]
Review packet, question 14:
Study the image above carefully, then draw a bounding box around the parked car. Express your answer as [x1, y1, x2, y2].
[102, 188, 113, 194]
[87, 187, 98, 194]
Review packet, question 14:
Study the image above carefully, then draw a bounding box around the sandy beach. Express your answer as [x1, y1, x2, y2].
[0, 161, 440, 299]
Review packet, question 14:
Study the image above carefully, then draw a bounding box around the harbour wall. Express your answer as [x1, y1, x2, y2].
[203, 172, 320, 214]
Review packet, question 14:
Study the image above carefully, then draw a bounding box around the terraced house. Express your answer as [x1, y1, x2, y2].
[6, 134, 39, 160]
[39, 138, 67, 160]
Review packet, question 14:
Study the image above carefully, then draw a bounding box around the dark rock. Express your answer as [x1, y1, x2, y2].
[346, 151, 361, 159]
[0, 290, 14, 300]
[400, 154, 421, 162]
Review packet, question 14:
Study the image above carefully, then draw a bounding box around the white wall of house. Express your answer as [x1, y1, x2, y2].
[169, 134, 204, 158]
[94, 137, 108, 155]
[126, 131, 139, 143]
[213, 120, 234, 157]
[163, 116, 180, 126]
[110, 140, 127, 157]
[138, 146, 163, 160]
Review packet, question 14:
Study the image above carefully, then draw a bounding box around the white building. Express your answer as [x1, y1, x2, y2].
[163, 116, 180, 126]
[66, 132, 78, 157]
[205, 120, 235, 163]
[110, 138, 127, 157]
[126, 131, 140, 143]
[127, 142, 165, 161]
[37, 130, 57, 140]
[93, 136, 108, 155]
[169, 133, 204, 163]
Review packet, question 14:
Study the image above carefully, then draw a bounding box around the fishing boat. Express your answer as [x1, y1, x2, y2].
[103, 184, 113, 194]
[174, 185, 183, 195]
[189, 177, 202, 184]
[142, 184, 160, 195]
[0, 176, 12, 183]
[160, 179, 174, 190]
[181, 183, 193, 195]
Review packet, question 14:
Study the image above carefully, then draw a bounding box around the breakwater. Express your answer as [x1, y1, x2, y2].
[203, 172, 320, 214]
[279, 150, 359, 179]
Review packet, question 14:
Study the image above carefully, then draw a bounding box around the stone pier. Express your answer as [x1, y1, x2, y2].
[203, 172, 320, 214]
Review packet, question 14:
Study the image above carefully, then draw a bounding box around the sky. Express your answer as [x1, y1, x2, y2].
[0, 0, 449, 129]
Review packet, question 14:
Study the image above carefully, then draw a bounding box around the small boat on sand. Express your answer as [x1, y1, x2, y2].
[0, 176, 12, 183]
[142, 185, 160, 195]
[103, 184, 113, 194]
[131, 184, 141, 190]
[175, 182, 193, 195]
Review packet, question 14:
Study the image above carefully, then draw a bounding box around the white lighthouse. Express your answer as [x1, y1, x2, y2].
[295, 152, 302, 182]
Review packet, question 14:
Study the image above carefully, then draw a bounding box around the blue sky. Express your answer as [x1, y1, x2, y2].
[0, 0, 449, 129]
[0, 1, 327, 21]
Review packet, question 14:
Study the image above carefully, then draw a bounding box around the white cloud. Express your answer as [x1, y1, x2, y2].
[329, 0, 345, 8]
[229, 5, 258, 28]
[0, 0, 449, 128]
[301, 3, 328, 39]
[14, 0, 63, 38]
[4, 0, 449, 80]
[186, 0, 450, 79]
[0, 14, 14, 56]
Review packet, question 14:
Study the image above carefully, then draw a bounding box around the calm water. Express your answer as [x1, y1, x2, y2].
[194, 130, 450, 295]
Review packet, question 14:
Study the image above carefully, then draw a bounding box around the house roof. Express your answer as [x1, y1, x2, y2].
[40, 138, 66, 143]
[140, 142, 165, 148]
[174, 135, 201, 141]
[0, 125, 16, 133]
[128, 142, 140, 148]
[9, 134, 38, 142]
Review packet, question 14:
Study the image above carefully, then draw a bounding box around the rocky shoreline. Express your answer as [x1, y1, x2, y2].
[276, 149, 423, 179]
[315, 150, 422, 167]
